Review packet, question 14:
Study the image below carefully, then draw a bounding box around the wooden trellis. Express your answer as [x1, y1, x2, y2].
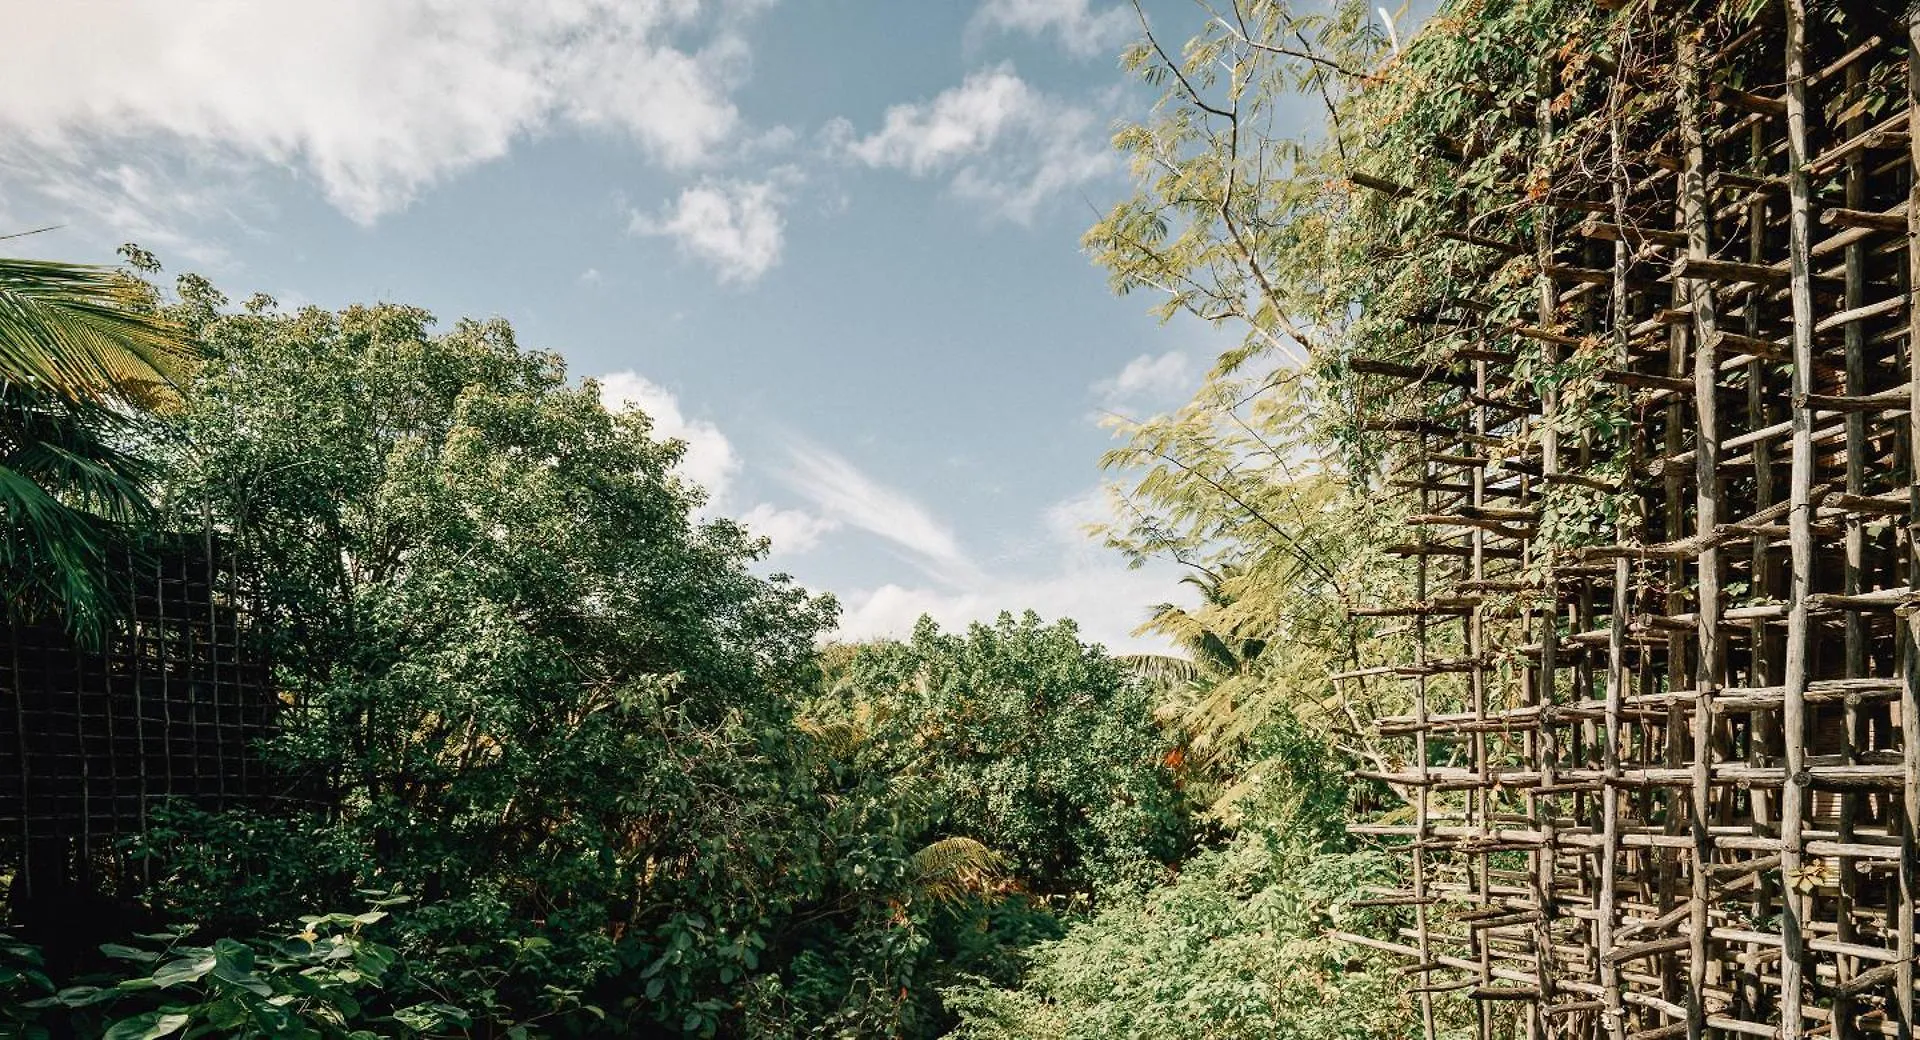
[0, 530, 276, 901]
[1335, 3, 1920, 1038]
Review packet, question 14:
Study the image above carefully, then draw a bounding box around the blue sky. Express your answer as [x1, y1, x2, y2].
[0, 0, 1384, 652]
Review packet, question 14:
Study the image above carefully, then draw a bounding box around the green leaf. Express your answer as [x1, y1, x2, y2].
[54, 984, 116, 1007]
[209, 938, 269, 996]
[100, 943, 160, 964]
[102, 1010, 192, 1040]
[151, 953, 217, 988]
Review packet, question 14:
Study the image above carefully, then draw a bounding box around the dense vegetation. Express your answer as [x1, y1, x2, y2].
[0, 0, 1640, 1036]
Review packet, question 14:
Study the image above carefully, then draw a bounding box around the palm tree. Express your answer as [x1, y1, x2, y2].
[0, 255, 200, 629]
[1120, 564, 1266, 688]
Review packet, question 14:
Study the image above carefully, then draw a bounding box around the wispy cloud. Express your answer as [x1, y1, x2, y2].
[778, 443, 986, 587]
[0, 1, 759, 226]
[970, 0, 1134, 59]
[739, 502, 841, 555]
[631, 178, 787, 284]
[830, 483, 1177, 654]
[0, 151, 254, 267]
[1093, 350, 1194, 409]
[834, 63, 1119, 223]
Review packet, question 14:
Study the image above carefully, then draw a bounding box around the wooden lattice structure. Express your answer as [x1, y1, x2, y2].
[1333, 3, 1920, 1038]
[1, 531, 276, 901]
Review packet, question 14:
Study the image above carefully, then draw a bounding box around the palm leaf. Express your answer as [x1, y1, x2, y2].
[909, 836, 1005, 906]
[1117, 652, 1204, 686]
[0, 257, 197, 406]
[0, 255, 198, 630]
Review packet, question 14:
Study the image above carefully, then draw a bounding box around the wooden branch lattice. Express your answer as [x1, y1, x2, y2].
[1339, 4, 1920, 1038]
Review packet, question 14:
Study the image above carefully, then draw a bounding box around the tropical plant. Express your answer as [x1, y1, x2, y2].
[0, 251, 201, 628]
[944, 719, 1421, 1040]
[2, 898, 473, 1040]
[821, 613, 1196, 899]
[137, 277, 841, 1035]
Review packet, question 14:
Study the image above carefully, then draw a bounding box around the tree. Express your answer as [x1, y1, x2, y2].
[820, 613, 1194, 898]
[147, 278, 841, 1035]
[944, 715, 1418, 1040]
[0, 253, 201, 628]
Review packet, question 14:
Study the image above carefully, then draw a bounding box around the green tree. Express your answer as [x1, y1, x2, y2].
[821, 613, 1193, 898]
[944, 718, 1416, 1040]
[146, 279, 839, 1035]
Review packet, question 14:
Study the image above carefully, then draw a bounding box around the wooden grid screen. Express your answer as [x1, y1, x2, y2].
[1334, 4, 1920, 1039]
[0, 533, 274, 869]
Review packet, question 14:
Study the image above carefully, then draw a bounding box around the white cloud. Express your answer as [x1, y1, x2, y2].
[0, 1, 754, 225]
[632, 178, 786, 284]
[739, 502, 840, 555]
[768, 445, 1175, 651]
[971, 0, 1134, 59]
[830, 483, 1178, 654]
[1093, 350, 1194, 408]
[0, 153, 253, 266]
[847, 66, 1031, 174]
[779, 443, 985, 587]
[596, 371, 741, 500]
[840, 64, 1118, 223]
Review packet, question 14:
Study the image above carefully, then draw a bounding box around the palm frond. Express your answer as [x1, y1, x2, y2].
[0, 257, 198, 406]
[1117, 652, 1204, 687]
[0, 255, 195, 631]
[909, 836, 1005, 905]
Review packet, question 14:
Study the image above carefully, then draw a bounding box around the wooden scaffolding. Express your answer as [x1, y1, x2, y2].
[1335, 2, 1920, 1038]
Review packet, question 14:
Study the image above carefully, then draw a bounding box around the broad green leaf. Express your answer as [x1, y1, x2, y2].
[151, 953, 217, 988]
[101, 1010, 191, 1040]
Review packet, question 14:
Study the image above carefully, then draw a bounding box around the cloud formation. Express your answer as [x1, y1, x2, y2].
[764, 445, 1175, 651]
[971, 0, 1135, 58]
[1093, 350, 1194, 409]
[830, 483, 1176, 654]
[596, 370, 742, 499]
[631, 178, 786, 284]
[739, 502, 840, 555]
[779, 443, 986, 587]
[0, 0, 754, 225]
[837, 64, 1119, 223]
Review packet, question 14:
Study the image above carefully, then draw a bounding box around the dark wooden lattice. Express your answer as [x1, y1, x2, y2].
[0, 530, 276, 897]
[1332, 4, 1920, 1039]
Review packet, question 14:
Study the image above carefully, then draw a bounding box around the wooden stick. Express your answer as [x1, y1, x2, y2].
[1781, 6, 1816, 1036]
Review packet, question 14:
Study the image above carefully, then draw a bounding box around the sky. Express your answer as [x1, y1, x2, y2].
[0, 0, 1379, 653]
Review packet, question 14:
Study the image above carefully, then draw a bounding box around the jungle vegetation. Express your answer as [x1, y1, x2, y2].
[0, 0, 1613, 1036]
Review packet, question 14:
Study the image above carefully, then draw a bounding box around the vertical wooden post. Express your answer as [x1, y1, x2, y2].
[1834, 49, 1870, 1040]
[1414, 442, 1438, 1040]
[1780, 3, 1816, 1037]
[1899, 8, 1920, 1039]
[1600, 54, 1632, 1040]
[1677, 19, 1718, 1040]
[1530, 55, 1560, 1038]
[1470, 328, 1492, 1040]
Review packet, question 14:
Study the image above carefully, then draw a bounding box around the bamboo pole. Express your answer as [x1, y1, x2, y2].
[1601, 46, 1634, 1040]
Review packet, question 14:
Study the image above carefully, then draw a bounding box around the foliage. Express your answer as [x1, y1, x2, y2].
[1096, 373, 1415, 792]
[2, 899, 469, 1040]
[138, 278, 840, 1035]
[819, 613, 1194, 898]
[106, 276, 1181, 1039]
[0, 250, 202, 630]
[944, 721, 1419, 1040]
[757, 612, 1196, 1037]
